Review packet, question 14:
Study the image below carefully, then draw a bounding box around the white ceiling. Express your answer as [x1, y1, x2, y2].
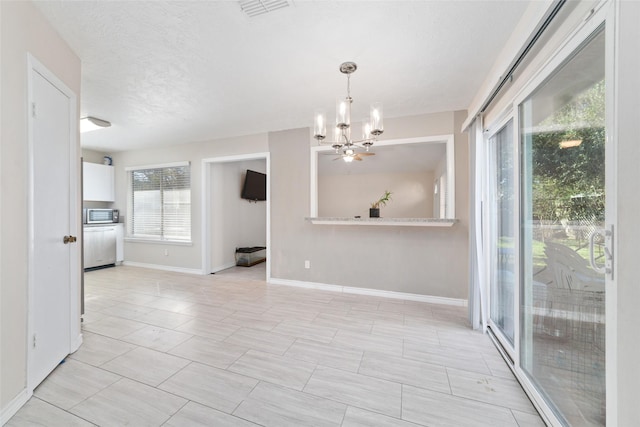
[34, 1, 531, 153]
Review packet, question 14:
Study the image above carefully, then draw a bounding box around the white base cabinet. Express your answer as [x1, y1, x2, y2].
[84, 226, 116, 269]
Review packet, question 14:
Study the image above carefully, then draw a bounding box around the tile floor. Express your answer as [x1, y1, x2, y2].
[8, 265, 545, 426]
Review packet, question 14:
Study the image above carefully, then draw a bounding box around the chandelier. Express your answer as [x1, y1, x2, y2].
[313, 62, 384, 162]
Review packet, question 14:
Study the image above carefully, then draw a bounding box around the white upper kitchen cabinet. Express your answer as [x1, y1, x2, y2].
[83, 162, 114, 201]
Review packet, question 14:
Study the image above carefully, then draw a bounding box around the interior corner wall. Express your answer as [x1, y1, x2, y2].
[0, 0, 81, 412]
[110, 134, 268, 271]
[210, 159, 266, 271]
[269, 111, 470, 299]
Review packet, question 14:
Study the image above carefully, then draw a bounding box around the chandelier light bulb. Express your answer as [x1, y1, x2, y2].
[370, 102, 384, 135]
[314, 110, 326, 140]
[336, 98, 351, 129]
[312, 62, 383, 163]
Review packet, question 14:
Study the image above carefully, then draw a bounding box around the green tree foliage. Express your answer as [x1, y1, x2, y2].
[531, 80, 605, 223]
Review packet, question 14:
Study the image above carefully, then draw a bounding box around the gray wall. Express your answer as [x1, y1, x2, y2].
[111, 134, 268, 271]
[111, 111, 469, 298]
[319, 171, 434, 218]
[269, 111, 469, 298]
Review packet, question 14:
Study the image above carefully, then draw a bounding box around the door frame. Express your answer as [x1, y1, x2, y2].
[481, 2, 615, 424]
[26, 54, 81, 392]
[484, 111, 519, 363]
[201, 152, 271, 280]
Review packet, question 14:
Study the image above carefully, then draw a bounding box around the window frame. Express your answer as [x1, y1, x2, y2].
[125, 161, 192, 244]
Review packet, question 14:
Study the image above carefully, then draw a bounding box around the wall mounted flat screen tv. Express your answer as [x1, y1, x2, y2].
[241, 169, 266, 201]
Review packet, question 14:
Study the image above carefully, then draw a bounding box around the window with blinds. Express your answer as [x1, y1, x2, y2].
[127, 163, 191, 242]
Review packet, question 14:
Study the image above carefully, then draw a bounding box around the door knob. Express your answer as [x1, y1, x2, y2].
[63, 235, 77, 244]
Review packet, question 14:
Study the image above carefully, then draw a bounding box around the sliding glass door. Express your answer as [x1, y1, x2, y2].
[519, 29, 606, 425]
[489, 120, 515, 347]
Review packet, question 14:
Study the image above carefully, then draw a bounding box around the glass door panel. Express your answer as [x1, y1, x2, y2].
[489, 120, 515, 346]
[520, 29, 605, 425]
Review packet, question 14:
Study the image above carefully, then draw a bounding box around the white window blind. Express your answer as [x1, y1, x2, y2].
[127, 163, 191, 242]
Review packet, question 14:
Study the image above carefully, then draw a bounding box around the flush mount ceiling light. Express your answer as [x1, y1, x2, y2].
[80, 116, 111, 133]
[313, 62, 383, 163]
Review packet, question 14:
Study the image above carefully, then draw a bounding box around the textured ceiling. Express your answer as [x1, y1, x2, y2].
[34, 1, 531, 153]
[318, 142, 446, 176]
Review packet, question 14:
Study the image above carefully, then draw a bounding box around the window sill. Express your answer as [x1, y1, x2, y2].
[305, 217, 458, 227]
[124, 238, 193, 246]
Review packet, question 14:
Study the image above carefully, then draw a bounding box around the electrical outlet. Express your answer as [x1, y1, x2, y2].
[304, 260, 310, 269]
[164, 249, 169, 256]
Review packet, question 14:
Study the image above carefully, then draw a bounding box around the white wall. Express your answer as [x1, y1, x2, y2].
[318, 171, 434, 218]
[210, 159, 266, 271]
[1, 0, 81, 413]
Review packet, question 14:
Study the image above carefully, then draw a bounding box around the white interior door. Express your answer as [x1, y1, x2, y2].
[29, 63, 76, 389]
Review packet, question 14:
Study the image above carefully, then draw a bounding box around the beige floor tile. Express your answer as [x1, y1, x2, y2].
[165, 401, 259, 427]
[142, 296, 196, 312]
[483, 352, 516, 379]
[304, 366, 402, 418]
[233, 381, 346, 427]
[70, 378, 186, 426]
[10, 266, 544, 426]
[228, 350, 316, 390]
[342, 406, 421, 427]
[271, 320, 338, 343]
[312, 313, 373, 333]
[511, 409, 547, 427]
[33, 359, 120, 409]
[284, 339, 363, 372]
[158, 362, 258, 413]
[99, 301, 156, 319]
[175, 318, 240, 341]
[221, 311, 281, 331]
[403, 339, 492, 375]
[80, 310, 109, 324]
[358, 352, 451, 393]
[402, 385, 518, 427]
[69, 331, 136, 366]
[177, 303, 235, 321]
[168, 336, 248, 368]
[370, 322, 440, 343]
[446, 367, 538, 414]
[224, 327, 295, 355]
[6, 398, 95, 427]
[332, 329, 404, 356]
[82, 316, 148, 339]
[101, 347, 190, 386]
[120, 325, 193, 352]
[133, 309, 193, 329]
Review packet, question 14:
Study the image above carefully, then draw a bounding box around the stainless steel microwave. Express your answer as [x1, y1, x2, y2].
[84, 208, 119, 224]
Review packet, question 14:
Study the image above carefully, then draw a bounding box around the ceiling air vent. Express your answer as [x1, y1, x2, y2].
[239, 0, 290, 18]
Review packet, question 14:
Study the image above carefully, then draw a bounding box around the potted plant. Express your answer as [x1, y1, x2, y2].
[370, 190, 392, 218]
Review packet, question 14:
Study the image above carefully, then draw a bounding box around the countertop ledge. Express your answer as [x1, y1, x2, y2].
[305, 217, 458, 227]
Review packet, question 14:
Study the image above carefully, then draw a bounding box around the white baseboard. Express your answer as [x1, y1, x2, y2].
[268, 278, 468, 307]
[1, 389, 31, 425]
[122, 261, 203, 275]
[210, 262, 237, 274]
